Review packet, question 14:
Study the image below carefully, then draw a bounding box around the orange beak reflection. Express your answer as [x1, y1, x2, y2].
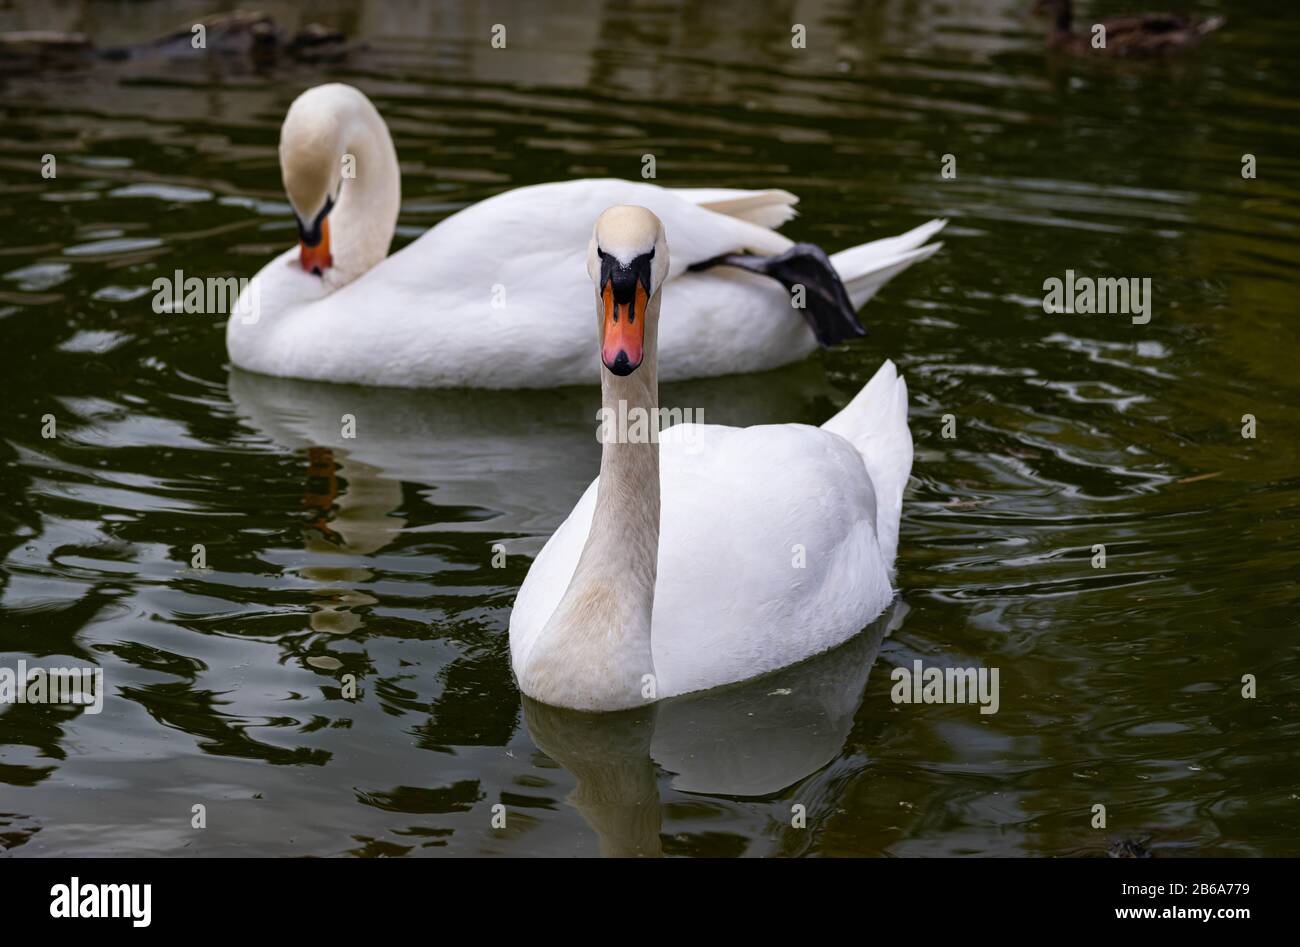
[299, 215, 332, 275]
[601, 279, 647, 376]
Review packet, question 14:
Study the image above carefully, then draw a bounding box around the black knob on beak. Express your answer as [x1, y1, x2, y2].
[599, 246, 654, 312]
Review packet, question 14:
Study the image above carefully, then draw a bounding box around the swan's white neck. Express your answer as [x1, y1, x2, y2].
[519, 294, 663, 711]
[325, 98, 400, 289]
[278, 86, 401, 291]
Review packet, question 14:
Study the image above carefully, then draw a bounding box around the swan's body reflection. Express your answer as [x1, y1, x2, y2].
[228, 362, 835, 552]
[524, 601, 908, 857]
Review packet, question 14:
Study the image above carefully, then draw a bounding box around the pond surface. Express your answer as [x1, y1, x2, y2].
[1, 0, 1297, 856]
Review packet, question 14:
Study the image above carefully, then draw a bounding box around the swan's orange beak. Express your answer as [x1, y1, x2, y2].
[299, 215, 332, 275]
[601, 279, 646, 376]
[599, 247, 654, 376]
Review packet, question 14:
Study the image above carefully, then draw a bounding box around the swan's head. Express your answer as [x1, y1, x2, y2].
[587, 205, 669, 377]
[279, 85, 356, 276]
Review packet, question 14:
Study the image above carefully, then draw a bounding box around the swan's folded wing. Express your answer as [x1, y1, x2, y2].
[650, 422, 892, 696]
[383, 178, 794, 295]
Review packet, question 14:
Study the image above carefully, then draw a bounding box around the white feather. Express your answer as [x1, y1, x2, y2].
[510, 359, 912, 702]
[227, 87, 944, 389]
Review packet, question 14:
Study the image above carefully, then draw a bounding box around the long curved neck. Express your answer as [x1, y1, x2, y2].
[586, 333, 661, 616]
[327, 98, 401, 289]
[521, 295, 662, 711]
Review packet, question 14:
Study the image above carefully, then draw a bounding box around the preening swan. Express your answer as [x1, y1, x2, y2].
[509, 205, 913, 711]
[227, 83, 945, 389]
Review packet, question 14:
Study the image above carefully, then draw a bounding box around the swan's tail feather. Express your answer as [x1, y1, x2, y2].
[672, 187, 799, 230]
[830, 219, 946, 309]
[688, 243, 864, 346]
[683, 212, 944, 347]
[821, 359, 912, 571]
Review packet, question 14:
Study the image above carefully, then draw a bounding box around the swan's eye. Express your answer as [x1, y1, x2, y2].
[596, 248, 609, 261]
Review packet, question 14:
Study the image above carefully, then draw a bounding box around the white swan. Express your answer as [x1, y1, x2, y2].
[509, 205, 913, 711]
[227, 83, 945, 389]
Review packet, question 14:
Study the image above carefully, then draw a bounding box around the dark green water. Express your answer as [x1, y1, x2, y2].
[1, 0, 1297, 857]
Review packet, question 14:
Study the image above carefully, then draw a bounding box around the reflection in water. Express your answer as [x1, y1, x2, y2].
[300, 449, 401, 636]
[523, 702, 661, 857]
[227, 362, 837, 550]
[231, 381, 412, 637]
[524, 602, 907, 856]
